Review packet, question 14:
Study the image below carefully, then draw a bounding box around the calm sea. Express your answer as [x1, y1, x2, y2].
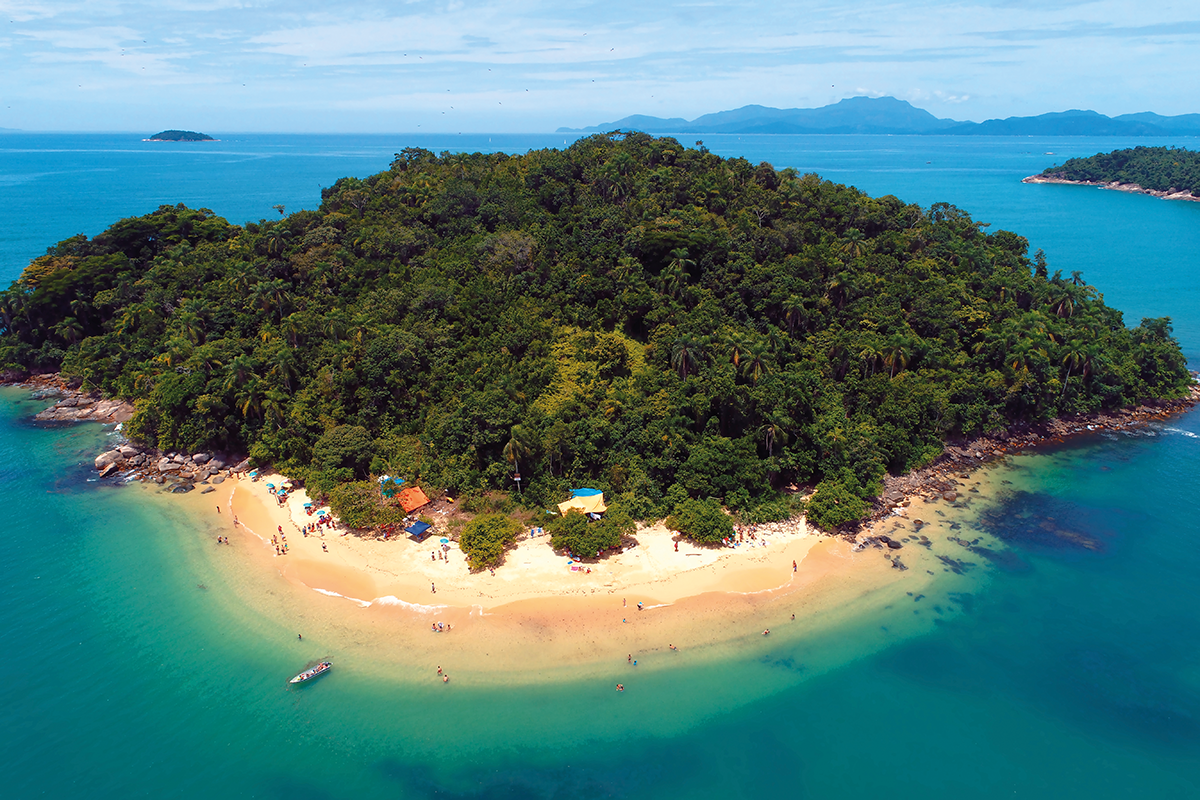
[2, 132, 1199, 799]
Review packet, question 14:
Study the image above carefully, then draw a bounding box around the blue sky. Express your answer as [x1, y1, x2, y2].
[1, 0, 1197, 132]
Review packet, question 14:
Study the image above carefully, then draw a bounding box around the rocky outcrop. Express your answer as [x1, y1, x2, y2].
[1023, 174, 1200, 203]
[36, 396, 134, 423]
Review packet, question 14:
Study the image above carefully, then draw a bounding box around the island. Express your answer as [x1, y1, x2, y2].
[143, 130, 215, 142]
[1, 133, 1191, 552]
[1024, 146, 1200, 201]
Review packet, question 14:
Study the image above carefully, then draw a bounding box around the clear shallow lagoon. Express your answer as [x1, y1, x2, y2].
[1, 133, 1198, 798]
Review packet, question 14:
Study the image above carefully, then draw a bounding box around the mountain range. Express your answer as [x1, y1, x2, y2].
[558, 97, 1200, 137]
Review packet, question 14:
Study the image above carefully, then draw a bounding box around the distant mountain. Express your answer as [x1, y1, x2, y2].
[559, 97, 1200, 137]
[144, 130, 215, 142]
[0, 127, 21, 133]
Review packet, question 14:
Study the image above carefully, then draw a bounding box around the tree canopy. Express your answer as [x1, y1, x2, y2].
[0, 133, 1189, 530]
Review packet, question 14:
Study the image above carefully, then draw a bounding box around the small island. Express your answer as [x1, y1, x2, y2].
[144, 130, 215, 142]
[1024, 145, 1200, 201]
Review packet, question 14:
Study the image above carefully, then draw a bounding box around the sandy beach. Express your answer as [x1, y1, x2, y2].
[191, 470, 945, 680]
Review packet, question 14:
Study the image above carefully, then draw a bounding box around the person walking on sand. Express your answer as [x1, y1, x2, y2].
[762, 629, 770, 636]
[298, 633, 302, 641]
[792, 559, 797, 573]
[431, 583, 436, 594]
[628, 654, 632, 663]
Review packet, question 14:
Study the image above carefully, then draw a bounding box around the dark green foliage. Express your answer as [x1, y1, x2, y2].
[805, 478, 870, 530]
[0, 136, 1190, 532]
[313, 425, 374, 478]
[459, 513, 523, 570]
[549, 506, 635, 558]
[327, 480, 406, 529]
[1041, 146, 1200, 196]
[666, 498, 735, 544]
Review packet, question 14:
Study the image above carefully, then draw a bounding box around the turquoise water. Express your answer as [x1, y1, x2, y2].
[2, 134, 1200, 798]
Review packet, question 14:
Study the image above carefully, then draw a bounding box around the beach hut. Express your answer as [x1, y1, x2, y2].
[406, 521, 433, 541]
[397, 486, 431, 513]
[556, 489, 607, 516]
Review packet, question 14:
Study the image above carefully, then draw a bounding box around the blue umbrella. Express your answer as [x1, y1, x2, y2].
[440, 538, 449, 544]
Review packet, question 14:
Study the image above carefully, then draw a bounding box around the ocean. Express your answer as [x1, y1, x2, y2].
[2, 132, 1199, 799]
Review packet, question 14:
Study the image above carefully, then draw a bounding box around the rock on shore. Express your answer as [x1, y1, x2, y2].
[37, 396, 135, 424]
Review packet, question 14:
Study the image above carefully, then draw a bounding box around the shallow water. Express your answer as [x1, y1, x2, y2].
[2, 134, 1200, 798]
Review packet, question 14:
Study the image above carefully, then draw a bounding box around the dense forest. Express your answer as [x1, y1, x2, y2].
[1041, 146, 1200, 196]
[0, 133, 1190, 529]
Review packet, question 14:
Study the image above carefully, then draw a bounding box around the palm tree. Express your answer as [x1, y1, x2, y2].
[741, 341, 770, 384]
[52, 316, 84, 346]
[859, 340, 883, 378]
[882, 335, 912, 379]
[671, 336, 705, 379]
[223, 354, 259, 394]
[502, 425, 536, 488]
[760, 415, 789, 458]
[1060, 338, 1087, 396]
[726, 332, 751, 368]
[781, 294, 805, 336]
[841, 227, 867, 259]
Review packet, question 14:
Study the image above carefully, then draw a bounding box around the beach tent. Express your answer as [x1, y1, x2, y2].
[379, 475, 406, 499]
[557, 491, 607, 516]
[406, 521, 433, 541]
[397, 486, 431, 513]
[572, 487, 603, 497]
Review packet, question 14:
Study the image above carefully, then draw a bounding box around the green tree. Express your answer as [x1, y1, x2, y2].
[459, 514, 523, 570]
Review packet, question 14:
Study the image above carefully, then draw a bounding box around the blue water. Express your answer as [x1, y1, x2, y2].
[2, 134, 1199, 798]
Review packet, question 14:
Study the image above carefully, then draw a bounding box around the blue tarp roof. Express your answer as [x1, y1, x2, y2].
[406, 521, 433, 539]
[572, 487, 603, 497]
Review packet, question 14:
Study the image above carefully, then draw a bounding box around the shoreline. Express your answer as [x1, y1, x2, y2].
[1022, 174, 1200, 203]
[857, 384, 1200, 532]
[8, 376, 1200, 678]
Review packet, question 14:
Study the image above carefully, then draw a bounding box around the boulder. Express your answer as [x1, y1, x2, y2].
[95, 449, 124, 470]
[193, 453, 210, 464]
[130, 454, 145, 466]
[159, 462, 182, 473]
[233, 458, 252, 473]
[208, 459, 225, 470]
[179, 471, 194, 480]
[172, 453, 187, 464]
[98, 462, 121, 478]
[200, 486, 216, 494]
[211, 476, 225, 485]
[170, 483, 194, 493]
[118, 445, 139, 457]
[943, 491, 958, 502]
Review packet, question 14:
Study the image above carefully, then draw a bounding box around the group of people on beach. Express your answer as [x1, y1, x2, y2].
[431, 621, 451, 633]
[436, 665, 449, 683]
[273, 526, 289, 556]
[215, 536, 229, 545]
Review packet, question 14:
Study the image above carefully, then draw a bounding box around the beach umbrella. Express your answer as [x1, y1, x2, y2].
[440, 538, 449, 544]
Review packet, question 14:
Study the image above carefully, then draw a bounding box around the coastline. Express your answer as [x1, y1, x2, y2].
[1022, 174, 1200, 203]
[13, 375, 1200, 682]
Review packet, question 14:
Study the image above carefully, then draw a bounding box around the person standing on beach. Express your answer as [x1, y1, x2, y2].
[431, 583, 436, 593]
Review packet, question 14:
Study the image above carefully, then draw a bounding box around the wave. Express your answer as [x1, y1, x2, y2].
[369, 595, 446, 613]
[310, 587, 371, 607]
[1163, 426, 1199, 439]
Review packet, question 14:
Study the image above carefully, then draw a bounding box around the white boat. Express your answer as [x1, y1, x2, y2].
[289, 661, 332, 684]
